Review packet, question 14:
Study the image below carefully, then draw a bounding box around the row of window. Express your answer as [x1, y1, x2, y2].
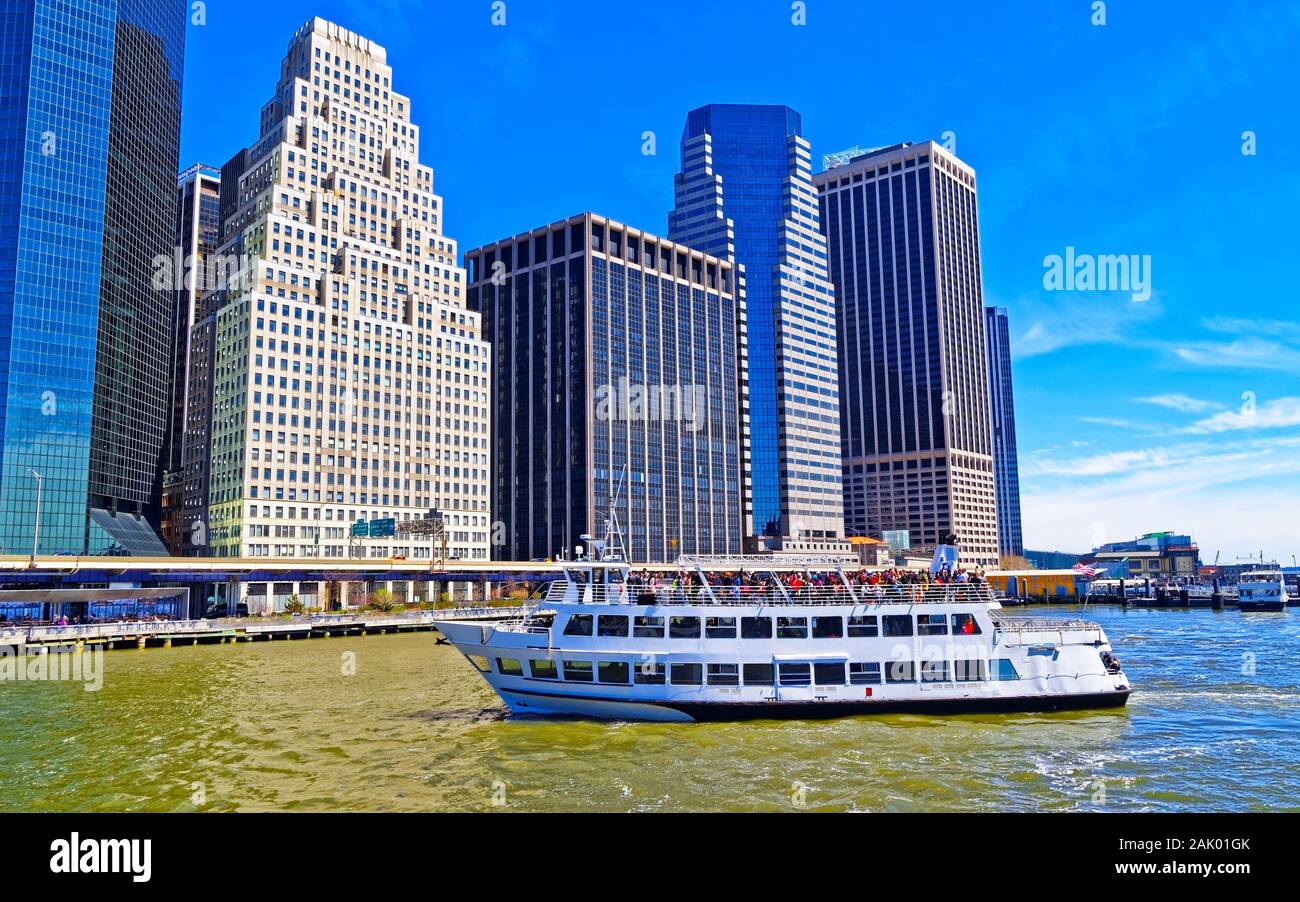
[485, 656, 1019, 686]
[561, 612, 982, 640]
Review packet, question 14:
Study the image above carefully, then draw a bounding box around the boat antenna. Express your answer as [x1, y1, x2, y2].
[602, 465, 629, 562]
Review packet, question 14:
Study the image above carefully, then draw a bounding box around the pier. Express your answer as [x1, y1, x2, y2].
[0, 606, 525, 653]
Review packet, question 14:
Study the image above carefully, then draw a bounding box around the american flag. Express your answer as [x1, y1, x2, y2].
[1074, 562, 1104, 578]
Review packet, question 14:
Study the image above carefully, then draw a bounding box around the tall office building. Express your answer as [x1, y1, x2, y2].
[466, 213, 747, 564]
[190, 18, 491, 577]
[0, 0, 186, 555]
[815, 142, 999, 567]
[668, 104, 845, 552]
[985, 306, 1023, 559]
[162, 163, 221, 554]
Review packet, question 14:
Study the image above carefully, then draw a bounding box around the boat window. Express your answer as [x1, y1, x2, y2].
[495, 658, 523, 676]
[669, 616, 701, 639]
[954, 659, 987, 682]
[991, 659, 1020, 681]
[706, 617, 737, 639]
[812, 616, 843, 639]
[921, 659, 950, 682]
[885, 660, 916, 683]
[778, 663, 812, 686]
[670, 663, 703, 685]
[598, 661, 629, 684]
[951, 613, 982, 635]
[741, 617, 773, 639]
[847, 615, 879, 637]
[743, 663, 774, 685]
[606, 568, 625, 584]
[633, 616, 665, 638]
[597, 615, 629, 637]
[465, 655, 490, 673]
[849, 662, 882, 685]
[813, 662, 846, 686]
[883, 615, 914, 637]
[562, 660, 594, 682]
[706, 663, 739, 686]
[634, 659, 666, 684]
[563, 614, 593, 637]
[530, 659, 559, 680]
[918, 614, 948, 636]
[776, 616, 808, 639]
[564, 568, 590, 586]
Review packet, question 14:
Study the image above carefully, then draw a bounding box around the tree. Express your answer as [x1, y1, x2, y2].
[283, 594, 305, 615]
[367, 588, 395, 612]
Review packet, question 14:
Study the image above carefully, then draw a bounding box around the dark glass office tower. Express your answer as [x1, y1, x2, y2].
[669, 105, 844, 552]
[0, 0, 186, 555]
[816, 142, 1000, 567]
[467, 213, 747, 563]
[985, 306, 1023, 559]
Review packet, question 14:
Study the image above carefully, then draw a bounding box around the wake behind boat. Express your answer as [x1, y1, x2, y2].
[434, 539, 1132, 723]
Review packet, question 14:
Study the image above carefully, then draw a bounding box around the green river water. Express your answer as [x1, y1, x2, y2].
[2, 606, 1296, 812]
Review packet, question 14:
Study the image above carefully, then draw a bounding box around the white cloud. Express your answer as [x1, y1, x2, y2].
[1179, 397, 1300, 435]
[1135, 393, 1223, 414]
[1020, 435, 1300, 558]
[1171, 337, 1300, 375]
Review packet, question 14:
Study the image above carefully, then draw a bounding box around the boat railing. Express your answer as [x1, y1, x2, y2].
[545, 581, 995, 607]
[991, 614, 1101, 634]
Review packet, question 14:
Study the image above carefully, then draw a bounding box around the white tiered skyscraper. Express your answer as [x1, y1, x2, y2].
[192, 18, 491, 587]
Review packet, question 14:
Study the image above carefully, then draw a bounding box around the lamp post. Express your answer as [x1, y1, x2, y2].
[29, 469, 43, 568]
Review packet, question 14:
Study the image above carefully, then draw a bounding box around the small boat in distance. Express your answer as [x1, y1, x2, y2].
[1236, 567, 1290, 613]
[432, 522, 1133, 722]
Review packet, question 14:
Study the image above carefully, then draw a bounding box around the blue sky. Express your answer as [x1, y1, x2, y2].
[179, 0, 1300, 562]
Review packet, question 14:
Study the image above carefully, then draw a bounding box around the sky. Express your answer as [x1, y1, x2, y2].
[178, 0, 1300, 563]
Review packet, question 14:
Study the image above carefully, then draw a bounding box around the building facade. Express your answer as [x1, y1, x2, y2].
[668, 104, 844, 551]
[985, 306, 1023, 558]
[162, 163, 222, 554]
[1092, 532, 1201, 580]
[815, 142, 999, 567]
[188, 18, 491, 578]
[0, 0, 185, 555]
[467, 213, 747, 564]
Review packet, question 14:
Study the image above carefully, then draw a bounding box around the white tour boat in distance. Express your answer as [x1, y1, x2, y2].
[1236, 567, 1290, 613]
[433, 538, 1133, 723]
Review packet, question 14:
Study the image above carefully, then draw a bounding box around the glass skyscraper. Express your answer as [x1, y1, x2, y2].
[467, 213, 747, 563]
[0, 0, 186, 555]
[669, 104, 844, 551]
[816, 142, 1000, 567]
[985, 306, 1023, 558]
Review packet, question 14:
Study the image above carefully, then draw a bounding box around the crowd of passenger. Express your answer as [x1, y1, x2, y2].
[624, 564, 985, 601]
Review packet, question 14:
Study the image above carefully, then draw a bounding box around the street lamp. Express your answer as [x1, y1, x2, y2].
[29, 468, 43, 567]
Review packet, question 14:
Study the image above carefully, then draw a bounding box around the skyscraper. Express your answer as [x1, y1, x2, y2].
[668, 104, 844, 552]
[189, 18, 491, 585]
[162, 163, 221, 554]
[815, 142, 1000, 567]
[985, 306, 1023, 559]
[0, 0, 186, 555]
[466, 213, 747, 563]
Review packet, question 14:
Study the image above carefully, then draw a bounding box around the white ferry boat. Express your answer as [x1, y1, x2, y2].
[1236, 568, 1289, 612]
[434, 541, 1132, 722]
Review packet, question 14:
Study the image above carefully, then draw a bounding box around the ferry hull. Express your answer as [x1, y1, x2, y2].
[496, 686, 1130, 722]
